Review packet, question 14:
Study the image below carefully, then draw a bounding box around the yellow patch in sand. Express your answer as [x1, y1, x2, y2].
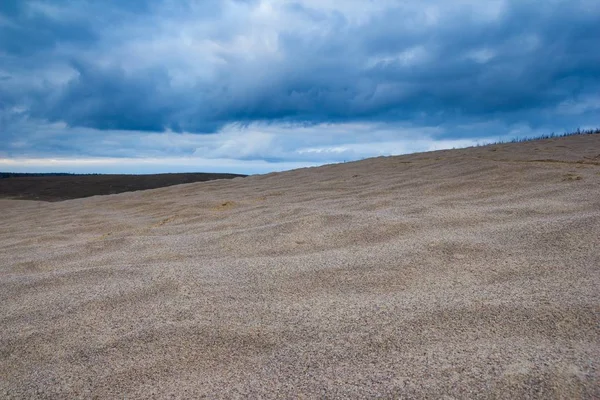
[152, 215, 178, 228]
[562, 173, 582, 181]
[211, 201, 236, 211]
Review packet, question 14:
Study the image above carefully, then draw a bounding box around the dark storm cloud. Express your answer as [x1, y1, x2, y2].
[0, 0, 155, 55]
[1, 0, 599, 141]
[42, 62, 178, 132]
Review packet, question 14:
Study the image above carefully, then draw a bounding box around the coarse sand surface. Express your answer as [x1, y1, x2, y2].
[1, 134, 599, 398]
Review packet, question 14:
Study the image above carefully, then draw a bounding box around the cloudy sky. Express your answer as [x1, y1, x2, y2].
[1, 0, 599, 174]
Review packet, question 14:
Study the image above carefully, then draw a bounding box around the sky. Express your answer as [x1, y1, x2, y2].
[1, 0, 599, 174]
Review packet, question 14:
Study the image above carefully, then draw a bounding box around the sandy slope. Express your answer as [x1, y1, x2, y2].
[1, 135, 599, 398]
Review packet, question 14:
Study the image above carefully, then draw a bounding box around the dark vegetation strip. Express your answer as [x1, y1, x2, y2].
[0, 173, 246, 201]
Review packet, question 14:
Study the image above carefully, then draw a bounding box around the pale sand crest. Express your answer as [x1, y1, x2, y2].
[1, 134, 599, 398]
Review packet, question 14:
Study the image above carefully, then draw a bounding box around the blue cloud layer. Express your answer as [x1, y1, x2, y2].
[1, 0, 599, 167]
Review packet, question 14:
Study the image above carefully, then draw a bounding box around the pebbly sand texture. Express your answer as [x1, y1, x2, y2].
[1, 134, 599, 399]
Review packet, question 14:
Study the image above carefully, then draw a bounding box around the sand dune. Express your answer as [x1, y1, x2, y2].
[1, 135, 599, 398]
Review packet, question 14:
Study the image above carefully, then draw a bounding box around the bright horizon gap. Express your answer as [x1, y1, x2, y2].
[0, 139, 492, 175]
[0, 156, 320, 175]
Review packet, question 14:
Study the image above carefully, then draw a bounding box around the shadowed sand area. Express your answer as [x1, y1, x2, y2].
[1, 134, 599, 398]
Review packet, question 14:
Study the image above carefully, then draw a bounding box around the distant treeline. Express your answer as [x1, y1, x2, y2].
[0, 172, 238, 179]
[0, 172, 246, 201]
[0, 172, 82, 179]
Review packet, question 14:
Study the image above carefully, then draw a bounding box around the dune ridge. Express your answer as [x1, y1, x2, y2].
[1, 134, 599, 398]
